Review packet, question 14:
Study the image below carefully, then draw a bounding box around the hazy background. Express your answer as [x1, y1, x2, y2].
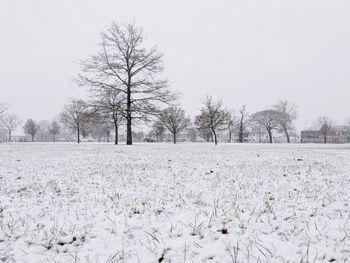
[1, 0, 349, 132]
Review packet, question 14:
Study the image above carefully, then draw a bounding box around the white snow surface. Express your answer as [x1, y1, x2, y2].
[1, 143, 350, 262]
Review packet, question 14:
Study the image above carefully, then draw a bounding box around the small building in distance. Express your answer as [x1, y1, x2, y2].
[301, 127, 350, 144]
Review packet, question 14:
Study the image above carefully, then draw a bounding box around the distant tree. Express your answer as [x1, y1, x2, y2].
[60, 99, 92, 143]
[273, 100, 297, 143]
[159, 107, 191, 144]
[226, 112, 236, 143]
[132, 131, 145, 142]
[186, 127, 198, 142]
[37, 120, 51, 141]
[77, 22, 176, 145]
[152, 120, 165, 142]
[197, 126, 213, 142]
[251, 110, 279, 143]
[316, 116, 335, 144]
[90, 120, 111, 142]
[237, 105, 249, 143]
[1, 114, 21, 141]
[92, 89, 124, 144]
[23, 119, 40, 142]
[195, 96, 230, 145]
[250, 122, 265, 143]
[49, 121, 61, 142]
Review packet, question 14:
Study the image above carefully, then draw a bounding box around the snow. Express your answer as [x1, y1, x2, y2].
[1, 143, 350, 262]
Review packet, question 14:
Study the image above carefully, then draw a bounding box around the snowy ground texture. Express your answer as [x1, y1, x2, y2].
[1, 143, 350, 263]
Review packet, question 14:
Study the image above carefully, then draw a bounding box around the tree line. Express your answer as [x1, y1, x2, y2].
[0, 22, 348, 144]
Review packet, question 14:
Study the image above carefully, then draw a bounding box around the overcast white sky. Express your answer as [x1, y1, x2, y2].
[1, 0, 349, 131]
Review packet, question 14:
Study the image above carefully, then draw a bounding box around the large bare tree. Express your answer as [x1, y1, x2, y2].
[1, 114, 21, 142]
[159, 107, 191, 144]
[316, 116, 335, 144]
[23, 119, 40, 142]
[60, 99, 92, 143]
[251, 110, 279, 143]
[194, 96, 230, 145]
[91, 89, 124, 144]
[273, 100, 297, 143]
[48, 121, 60, 142]
[77, 22, 175, 145]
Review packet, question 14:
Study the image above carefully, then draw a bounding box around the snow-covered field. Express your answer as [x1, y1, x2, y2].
[1, 143, 350, 262]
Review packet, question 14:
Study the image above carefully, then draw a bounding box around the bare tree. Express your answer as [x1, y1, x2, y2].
[250, 122, 265, 143]
[159, 107, 191, 144]
[226, 111, 238, 143]
[273, 100, 297, 143]
[237, 105, 249, 143]
[316, 116, 335, 144]
[194, 96, 230, 145]
[49, 121, 60, 142]
[23, 119, 40, 142]
[197, 126, 213, 142]
[60, 99, 92, 143]
[251, 110, 279, 143]
[152, 120, 165, 142]
[227, 116, 235, 143]
[77, 22, 176, 145]
[37, 120, 51, 141]
[91, 89, 124, 144]
[90, 120, 111, 142]
[1, 114, 21, 142]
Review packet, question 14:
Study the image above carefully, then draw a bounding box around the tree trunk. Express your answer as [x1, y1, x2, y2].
[53, 134, 56, 142]
[106, 130, 110, 143]
[324, 134, 327, 144]
[239, 125, 243, 143]
[268, 129, 273, 143]
[173, 132, 177, 144]
[284, 128, 290, 143]
[228, 130, 232, 143]
[77, 123, 80, 143]
[114, 123, 119, 145]
[126, 83, 132, 145]
[31, 134, 34, 142]
[8, 130, 11, 142]
[212, 129, 218, 145]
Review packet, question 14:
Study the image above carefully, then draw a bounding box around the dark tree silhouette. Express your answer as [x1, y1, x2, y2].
[152, 121, 165, 142]
[23, 119, 40, 142]
[159, 107, 191, 144]
[1, 114, 21, 142]
[251, 110, 279, 143]
[77, 22, 175, 145]
[48, 121, 61, 142]
[91, 89, 124, 144]
[273, 100, 297, 143]
[195, 96, 230, 145]
[60, 99, 92, 143]
[316, 116, 335, 144]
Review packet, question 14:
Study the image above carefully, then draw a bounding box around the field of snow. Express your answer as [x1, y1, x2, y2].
[1, 143, 350, 262]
